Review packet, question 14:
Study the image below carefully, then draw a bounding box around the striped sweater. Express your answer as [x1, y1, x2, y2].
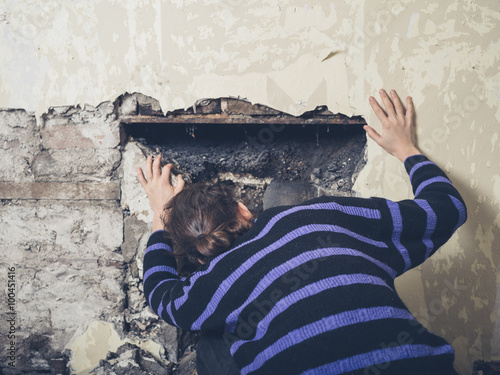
[143, 155, 467, 375]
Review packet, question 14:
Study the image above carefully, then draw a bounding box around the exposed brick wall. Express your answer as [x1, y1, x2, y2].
[0, 95, 177, 374]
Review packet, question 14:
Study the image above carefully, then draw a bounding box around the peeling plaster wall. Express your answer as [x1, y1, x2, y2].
[0, 0, 358, 119]
[0, 1, 499, 374]
[355, 3, 500, 374]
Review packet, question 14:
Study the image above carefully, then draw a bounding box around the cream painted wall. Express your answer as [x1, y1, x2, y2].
[1, 0, 499, 373]
[356, 3, 500, 374]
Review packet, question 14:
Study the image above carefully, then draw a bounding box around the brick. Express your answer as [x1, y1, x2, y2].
[0, 200, 123, 259]
[120, 142, 153, 223]
[117, 93, 163, 116]
[32, 149, 121, 182]
[41, 121, 120, 149]
[0, 150, 36, 182]
[0, 109, 42, 182]
[0, 108, 37, 133]
[122, 215, 148, 263]
[0, 182, 120, 200]
[41, 102, 120, 149]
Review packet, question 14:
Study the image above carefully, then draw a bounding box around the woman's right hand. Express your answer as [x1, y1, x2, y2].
[137, 154, 185, 232]
[364, 89, 421, 162]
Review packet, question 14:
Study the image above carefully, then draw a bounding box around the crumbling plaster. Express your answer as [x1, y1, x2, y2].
[0, 0, 499, 374]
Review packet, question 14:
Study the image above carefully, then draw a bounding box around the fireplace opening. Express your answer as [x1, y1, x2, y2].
[121, 97, 367, 216]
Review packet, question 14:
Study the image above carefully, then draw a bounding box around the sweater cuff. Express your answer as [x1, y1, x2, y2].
[403, 154, 428, 174]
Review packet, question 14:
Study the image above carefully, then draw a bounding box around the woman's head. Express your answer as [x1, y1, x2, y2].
[163, 183, 254, 264]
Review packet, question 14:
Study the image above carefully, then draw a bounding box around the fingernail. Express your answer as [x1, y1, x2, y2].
[390, 89, 396, 94]
[379, 89, 385, 94]
[369, 96, 374, 102]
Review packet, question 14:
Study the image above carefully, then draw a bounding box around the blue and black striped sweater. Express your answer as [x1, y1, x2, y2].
[143, 154, 467, 374]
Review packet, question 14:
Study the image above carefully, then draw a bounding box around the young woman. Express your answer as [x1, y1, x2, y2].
[137, 89, 467, 375]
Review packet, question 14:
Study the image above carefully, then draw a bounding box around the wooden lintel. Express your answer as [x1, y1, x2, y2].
[0, 182, 120, 200]
[120, 114, 366, 126]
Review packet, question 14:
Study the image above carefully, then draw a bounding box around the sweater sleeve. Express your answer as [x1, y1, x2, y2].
[142, 230, 186, 328]
[379, 154, 467, 275]
[144, 231, 235, 332]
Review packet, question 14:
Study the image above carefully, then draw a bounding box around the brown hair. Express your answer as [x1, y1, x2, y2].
[162, 183, 253, 263]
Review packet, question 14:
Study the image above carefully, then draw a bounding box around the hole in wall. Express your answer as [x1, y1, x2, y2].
[121, 97, 368, 215]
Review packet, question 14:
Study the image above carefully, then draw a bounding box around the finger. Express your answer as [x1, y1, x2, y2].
[145, 155, 153, 181]
[363, 125, 383, 144]
[175, 175, 185, 193]
[137, 167, 148, 190]
[379, 89, 396, 118]
[152, 154, 162, 179]
[369, 96, 388, 123]
[161, 164, 174, 185]
[405, 96, 414, 124]
[390, 90, 405, 118]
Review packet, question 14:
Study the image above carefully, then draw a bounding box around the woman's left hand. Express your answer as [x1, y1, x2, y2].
[137, 154, 185, 231]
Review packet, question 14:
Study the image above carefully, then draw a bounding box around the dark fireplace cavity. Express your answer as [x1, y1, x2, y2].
[121, 96, 367, 215]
